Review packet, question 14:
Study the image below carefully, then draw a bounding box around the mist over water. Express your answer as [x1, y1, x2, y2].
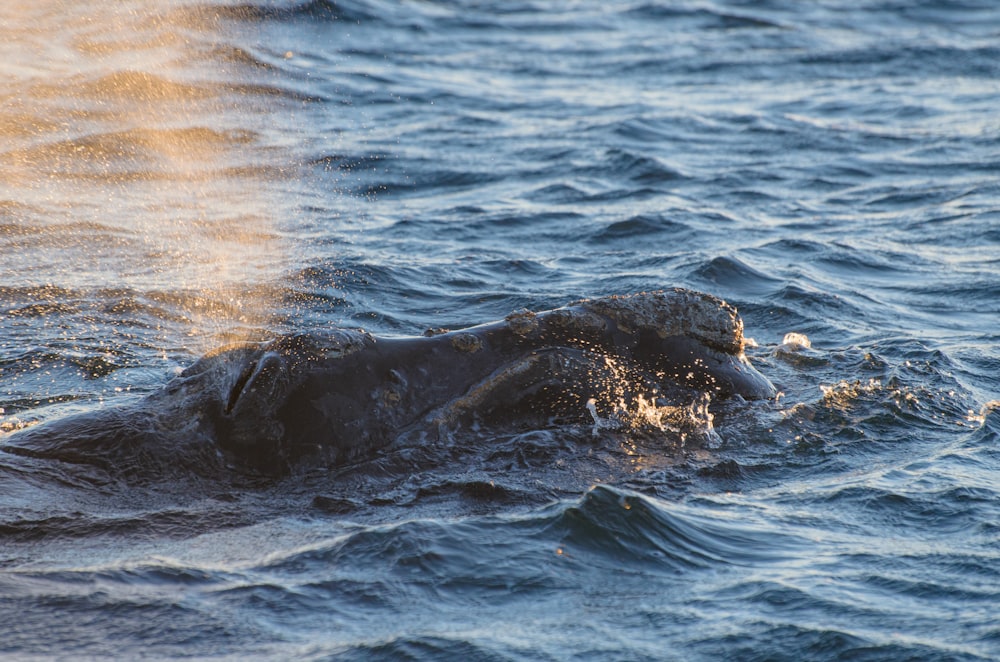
[1, 1, 295, 357]
[2, 1, 999, 660]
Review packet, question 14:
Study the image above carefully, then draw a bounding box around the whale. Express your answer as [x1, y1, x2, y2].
[1, 289, 775, 479]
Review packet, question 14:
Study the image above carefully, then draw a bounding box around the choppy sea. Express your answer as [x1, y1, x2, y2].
[2, 1, 999, 659]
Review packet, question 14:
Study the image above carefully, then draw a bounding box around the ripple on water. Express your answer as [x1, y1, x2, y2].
[2, 0, 1000, 659]
[588, 215, 693, 244]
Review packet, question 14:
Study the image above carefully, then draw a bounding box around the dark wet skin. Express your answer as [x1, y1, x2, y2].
[2, 290, 775, 478]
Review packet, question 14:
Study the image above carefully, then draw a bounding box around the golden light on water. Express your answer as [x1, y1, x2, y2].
[1, 1, 285, 350]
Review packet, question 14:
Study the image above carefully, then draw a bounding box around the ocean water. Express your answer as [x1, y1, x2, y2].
[2, 0, 999, 659]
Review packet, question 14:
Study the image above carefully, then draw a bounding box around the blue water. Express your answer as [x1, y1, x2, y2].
[2, 1, 999, 659]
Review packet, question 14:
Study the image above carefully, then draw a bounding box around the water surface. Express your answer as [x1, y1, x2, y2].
[1, 1, 999, 659]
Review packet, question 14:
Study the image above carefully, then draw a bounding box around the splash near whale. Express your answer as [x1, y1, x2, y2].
[2, 289, 774, 479]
